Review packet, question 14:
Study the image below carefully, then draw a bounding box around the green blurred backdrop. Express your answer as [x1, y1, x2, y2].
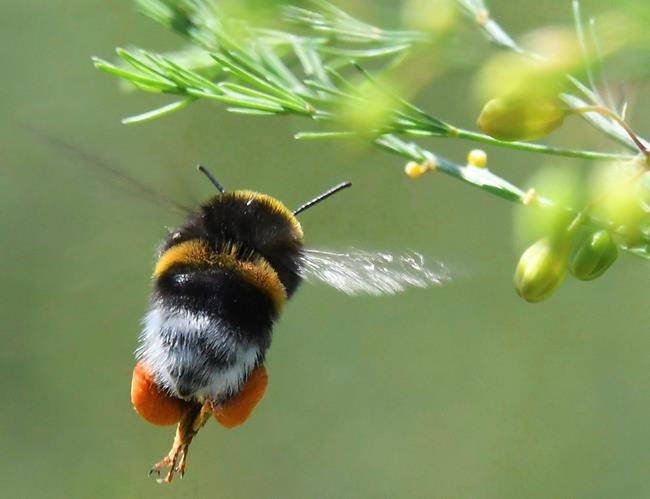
[2, 1, 649, 498]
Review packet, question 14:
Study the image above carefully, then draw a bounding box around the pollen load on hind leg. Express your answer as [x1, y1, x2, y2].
[131, 361, 188, 425]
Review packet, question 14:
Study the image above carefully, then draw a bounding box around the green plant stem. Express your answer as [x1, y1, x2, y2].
[95, 0, 650, 260]
[452, 128, 634, 162]
[375, 135, 629, 240]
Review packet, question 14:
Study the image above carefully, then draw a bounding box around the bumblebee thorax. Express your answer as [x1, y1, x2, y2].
[159, 190, 305, 297]
[214, 190, 304, 241]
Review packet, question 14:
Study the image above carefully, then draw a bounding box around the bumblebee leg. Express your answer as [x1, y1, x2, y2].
[212, 366, 268, 429]
[149, 402, 212, 483]
[131, 362, 187, 426]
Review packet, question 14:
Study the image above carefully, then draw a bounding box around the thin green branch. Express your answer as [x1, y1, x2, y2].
[93, 0, 650, 260]
[453, 128, 634, 161]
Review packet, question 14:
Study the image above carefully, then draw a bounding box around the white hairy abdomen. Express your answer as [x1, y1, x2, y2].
[137, 305, 261, 403]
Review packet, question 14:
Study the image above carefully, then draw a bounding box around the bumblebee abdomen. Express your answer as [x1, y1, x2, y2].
[156, 264, 279, 338]
[138, 239, 287, 401]
[138, 305, 263, 402]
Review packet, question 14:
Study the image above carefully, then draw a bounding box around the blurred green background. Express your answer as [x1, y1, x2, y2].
[2, 1, 649, 498]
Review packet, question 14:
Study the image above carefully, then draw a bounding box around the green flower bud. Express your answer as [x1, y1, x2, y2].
[515, 238, 568, 303]
[477, 96, 566, 141]
[568, 230, 618, 281]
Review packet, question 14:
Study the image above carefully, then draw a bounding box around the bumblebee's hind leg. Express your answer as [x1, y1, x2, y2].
[212, 366, 268, 429]
[149, 402, 212, 484]
[132, 362, 211, 483]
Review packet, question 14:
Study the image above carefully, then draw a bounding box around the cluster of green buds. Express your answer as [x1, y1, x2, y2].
[515, 228, 619, 303]
[513, 155, 650, 303]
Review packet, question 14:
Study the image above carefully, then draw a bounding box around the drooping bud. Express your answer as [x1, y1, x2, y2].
[514, 238, 568, 303]
[477, 96, 567, 141]
[568, 230, 618, 281]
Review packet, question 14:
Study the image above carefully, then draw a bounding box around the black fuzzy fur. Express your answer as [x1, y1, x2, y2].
[149, 192, 304, 400]
[159, 193, 304, 296]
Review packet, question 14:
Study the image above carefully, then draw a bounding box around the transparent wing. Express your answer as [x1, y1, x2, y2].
[300, 248, 451, 296]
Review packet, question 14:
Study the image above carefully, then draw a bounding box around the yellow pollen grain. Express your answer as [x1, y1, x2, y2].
[467, 149, 487, 168]
[405, 160, 434, 179]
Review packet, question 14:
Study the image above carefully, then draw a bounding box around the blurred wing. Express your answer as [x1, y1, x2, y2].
[21, 123, 192, 216]
[301, 249, 451, 296]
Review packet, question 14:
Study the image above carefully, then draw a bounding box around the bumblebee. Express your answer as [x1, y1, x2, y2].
[130, 166, 452, 483]
[30, 129, 450, 484]
[132, 168, 353, 482]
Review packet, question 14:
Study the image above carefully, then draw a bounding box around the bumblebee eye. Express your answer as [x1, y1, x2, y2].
[171, 232, 182, 241]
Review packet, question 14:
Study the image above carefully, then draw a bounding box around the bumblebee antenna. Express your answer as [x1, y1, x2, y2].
[197, 164, 225, 193]
[293, 181, 352, 215]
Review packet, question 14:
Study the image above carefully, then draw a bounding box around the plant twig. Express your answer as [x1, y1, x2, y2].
[93, 0, 650, 260]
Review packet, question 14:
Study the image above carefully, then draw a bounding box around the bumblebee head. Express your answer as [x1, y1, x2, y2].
[194, 166, 351, 296]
